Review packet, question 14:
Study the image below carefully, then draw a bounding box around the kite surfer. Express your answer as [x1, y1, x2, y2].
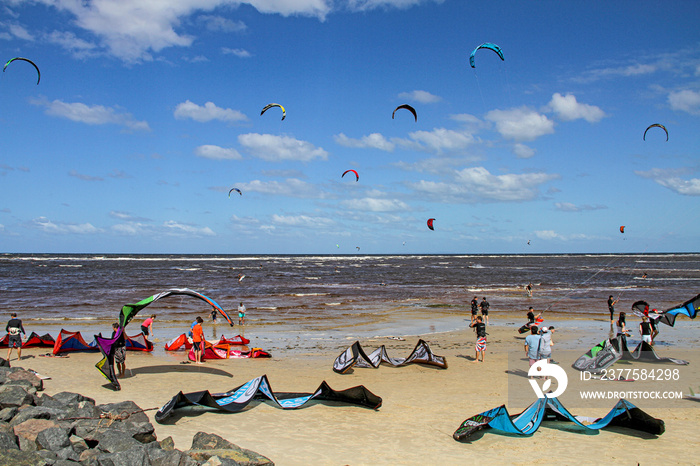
[6, 312, 26, 361]
[479, 297, 490, 325]
[470, 296, 479, 324]
[210, 309, 218, 324]
[527, 307, 541, 327]
[192, 317, 205, 364]
[469, 316, 486, 363]
[111, 323, 126, 378]
[141, 315, 156, 338]
[238, 302, 246, 326]
[526, 283, 533, 297]
[607, 295, 618, 322]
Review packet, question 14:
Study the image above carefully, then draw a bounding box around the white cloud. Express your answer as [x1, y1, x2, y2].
[28, 1, 332, 62]
[69, 170, 104, 181]
[396, 128, 475, 154]
[197, 15, 246, 33]
[334, 133, 395, 151]
[46, 30, 98, 58]
[340, 198, 410, 212]
[397, 90, 441, 103]
[30, 217, 101, 235]
[271, 214, 335, 227]
[163, 220, 215, 237]
[484, 107, 554, 141]
[31, 97, 150, 131]
[554, 202, 607, 212]
[512, 143, 535, 159]
[668, 89, 700, 115]
[109, 211, 151, 222]
[194, 145, 243, 160]
[240, 179, 320, 198]
[410, 167, 559, 202]
[635, 168, 700, 196]
[238, 133, 328, 162]
[546, 93, 605, 123]
[222, 47, 252, 58]
[347, 0, 444, 12]
[7, 23, 33, 41]
[174, 100, 247, 122]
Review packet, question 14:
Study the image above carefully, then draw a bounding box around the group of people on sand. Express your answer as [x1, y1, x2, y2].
[610, 296, 659, 346]
[524, 324, 555, 368]
[469, 296, 490, 325]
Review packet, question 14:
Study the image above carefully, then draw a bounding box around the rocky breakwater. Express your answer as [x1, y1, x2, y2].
[0, 363, 274, 465]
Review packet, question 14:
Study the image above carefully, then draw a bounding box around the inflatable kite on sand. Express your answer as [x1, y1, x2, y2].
[333, 339, 447, 373]
[155, 374, 382, 424]
[453, 396, 664, 442]
[0, 332, 54, 348]
[571, 336, 688, 374]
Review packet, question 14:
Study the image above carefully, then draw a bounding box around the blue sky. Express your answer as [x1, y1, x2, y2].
[1, 0, 699, 254]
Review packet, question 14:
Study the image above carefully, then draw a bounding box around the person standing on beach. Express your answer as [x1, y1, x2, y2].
[6, 312, 26, 361]
[524, 326, 542, 368]
[479, 297, 490, 325]
[538, 327, 553, 364]
[210, 308, 218, 324]
[192, 316, 205, 364]
[469, 316, 487, 363]
[639, 316, 653, 344]
[470, 296, 478, 324]
[607, 295, 618, 322]
[238, 302, 246, 326]
[141, 314, 156, 338]
[111, 323, 126, 378]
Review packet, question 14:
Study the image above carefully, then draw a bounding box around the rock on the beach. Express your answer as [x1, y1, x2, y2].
[0, 366, 275, 466]
[188, 432, 274, 466]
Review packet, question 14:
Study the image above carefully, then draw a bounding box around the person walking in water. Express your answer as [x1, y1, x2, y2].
[6, 312, 26, 361]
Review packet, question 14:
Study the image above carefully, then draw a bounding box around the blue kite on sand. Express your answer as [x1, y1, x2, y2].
[155, 374, 382, 423]
[454, 396, 664, 442]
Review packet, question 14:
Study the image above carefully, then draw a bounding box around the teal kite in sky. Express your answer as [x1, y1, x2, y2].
[469, 42, 504, 68]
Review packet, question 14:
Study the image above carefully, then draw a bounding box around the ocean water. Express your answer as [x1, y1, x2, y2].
[1, 253, 698, 348]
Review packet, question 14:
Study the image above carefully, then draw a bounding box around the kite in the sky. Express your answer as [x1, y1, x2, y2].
[620, 226, 625, 234]
[228, 188, 242, 198]
[469, 42, 504, 68]
[427, 218, 435, 230]
[342, 169, 359, 182]
[392, 104, 417, 122]
[261, 103, 286, 120]
[643, 123, 668, 141]
[3, 57, 40, 84]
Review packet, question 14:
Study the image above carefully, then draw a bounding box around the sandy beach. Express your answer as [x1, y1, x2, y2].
[10, 314, 700, 465]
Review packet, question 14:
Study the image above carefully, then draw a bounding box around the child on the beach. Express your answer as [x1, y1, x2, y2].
[469, 316, 487, 363]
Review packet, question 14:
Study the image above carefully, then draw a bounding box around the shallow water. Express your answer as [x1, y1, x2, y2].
[1, 253, 698, 350]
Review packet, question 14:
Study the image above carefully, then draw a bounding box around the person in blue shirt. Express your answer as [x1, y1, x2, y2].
[524, 325, 542, 369]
